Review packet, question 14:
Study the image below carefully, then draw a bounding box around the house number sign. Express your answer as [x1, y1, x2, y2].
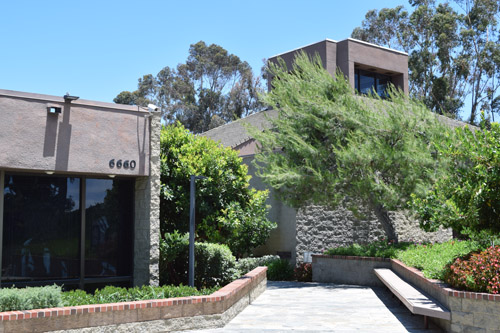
[109, 159, 136, 169]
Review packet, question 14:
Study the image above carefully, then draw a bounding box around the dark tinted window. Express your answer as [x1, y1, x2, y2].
[2, 175, 80, 282]
[85, 179, 133, 278]
[355, 68, 392, 98]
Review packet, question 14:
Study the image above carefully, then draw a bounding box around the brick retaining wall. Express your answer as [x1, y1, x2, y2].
[0, 267, 267, 332]
[312, 255, 500, 332]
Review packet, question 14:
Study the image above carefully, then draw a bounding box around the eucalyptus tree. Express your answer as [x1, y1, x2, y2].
[114, 41, 263, 133]
[352, 0, 500, 124]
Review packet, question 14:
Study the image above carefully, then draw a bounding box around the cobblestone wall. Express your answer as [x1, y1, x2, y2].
[133, 113, 161, 286]
[296, 205, 451, 262]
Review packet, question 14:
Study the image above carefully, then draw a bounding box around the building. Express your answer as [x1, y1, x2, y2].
[203, 38, 454, 264]
[268, 38, 409, 96]
[0, 89, 161, 289]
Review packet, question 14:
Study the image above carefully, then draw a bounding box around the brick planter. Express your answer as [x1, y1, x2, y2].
[312, 255, 500, 332]
[0, 267, 267, 333]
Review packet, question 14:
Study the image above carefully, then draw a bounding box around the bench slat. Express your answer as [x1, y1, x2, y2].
[374, 268, 451, 320]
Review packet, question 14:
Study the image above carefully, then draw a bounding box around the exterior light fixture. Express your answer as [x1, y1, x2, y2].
[45, 171, 54, 175]
[108, 175, 115, 178]
[63, 93, 79, 102]
[47, 106, 62, 114]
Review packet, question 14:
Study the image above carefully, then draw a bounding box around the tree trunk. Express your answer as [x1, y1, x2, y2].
[373, 204, 398, 242]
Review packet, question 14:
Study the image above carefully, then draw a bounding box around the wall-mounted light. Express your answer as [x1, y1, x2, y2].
[64, 93, 79, 102]
[47, 106, 62, 114]
[45, 171, 54, 175]
[108, 175, 115, 178]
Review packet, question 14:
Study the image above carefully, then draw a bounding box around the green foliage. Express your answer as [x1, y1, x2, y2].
[294, 263, 312, 282]
[253, 54, 449, 237]
[159, 234, 238, 288]
[62, 285, 215, 306]
[396, 240, 483, 280]
[160, 123, 275, 257]
[325, 239, 482, 280]
[411, 118, 500, 241]
[266, 259, 294, 281]
[114, 41, 263, 133]
[352, 1, 500, 123]
[444, 246, 500, 294]
[0, 285, 62, 312]
[234, 255, 280, 277]
[324, 239, 413, 259]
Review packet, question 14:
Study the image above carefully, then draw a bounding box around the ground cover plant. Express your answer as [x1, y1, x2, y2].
[62, 285, 216, 306]
[325, 239, 484, 280]
[0, 284, 217, 312]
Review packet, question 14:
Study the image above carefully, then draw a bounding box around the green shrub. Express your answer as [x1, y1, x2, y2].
[294, 263, 312, 282]
[411, 117, 500, 242]
[0, 285, 62, 312]
[62, 285, 216, 306]
[160, 234, 238, 288]
[324, 239, 413, 258]
[235, 255, 280, 277]
[444, 246, 500, 294]
[160, 123, 276, 258]
[267, 259, 294, 281]
[396, 240, 482, 280]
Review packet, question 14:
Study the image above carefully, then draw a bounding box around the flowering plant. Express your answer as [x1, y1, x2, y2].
[444, 246, 500, 294]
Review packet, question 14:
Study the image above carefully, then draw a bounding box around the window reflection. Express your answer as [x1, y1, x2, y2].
[85, 179, 133, 278]
[355, 68, 392, 98]
[2, 175, 80, 281]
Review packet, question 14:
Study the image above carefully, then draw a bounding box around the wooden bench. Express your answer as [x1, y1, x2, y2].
[374, 268, 451, 329]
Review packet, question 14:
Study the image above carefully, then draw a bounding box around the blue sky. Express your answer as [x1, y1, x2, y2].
[0, 0, 405, 103]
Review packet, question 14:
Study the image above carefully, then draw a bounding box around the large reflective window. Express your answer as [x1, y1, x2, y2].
[2, 175, 80, 282]
[355, 68, 392, 98]
[85, 179, 133, 278]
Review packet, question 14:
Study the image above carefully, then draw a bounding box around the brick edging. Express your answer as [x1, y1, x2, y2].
[0, 266, 268, 322]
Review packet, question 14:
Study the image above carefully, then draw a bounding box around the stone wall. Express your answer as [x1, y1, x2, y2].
[133, 113, 161, 286]
[296, 205, 451, 263]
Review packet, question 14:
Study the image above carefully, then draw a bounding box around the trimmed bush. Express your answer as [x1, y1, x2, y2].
[160, 233, 238, 288]
[62, 285, 216, 306]
[267, 259, 294, 281]
[294, 263, 312, 282]
[444, 246, 500, 294]
[0, 285, 62, 312]
[235, 255, 280, 277]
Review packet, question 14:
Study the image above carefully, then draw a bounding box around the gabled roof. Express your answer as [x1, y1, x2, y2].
[201, 109, 278, 148]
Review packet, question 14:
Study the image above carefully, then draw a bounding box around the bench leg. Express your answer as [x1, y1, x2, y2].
[424, 315, 428, 329]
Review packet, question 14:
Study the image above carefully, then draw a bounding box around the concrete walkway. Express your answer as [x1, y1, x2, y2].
[185, 281, 443, 332]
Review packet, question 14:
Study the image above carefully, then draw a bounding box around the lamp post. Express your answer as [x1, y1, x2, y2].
[189, 175, 206, 287]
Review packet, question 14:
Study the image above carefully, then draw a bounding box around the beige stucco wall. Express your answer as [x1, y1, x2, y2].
[0, 90, 150, 176]
[242, 156, 297, 263]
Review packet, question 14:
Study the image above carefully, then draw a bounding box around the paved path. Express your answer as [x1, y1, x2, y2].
[186, 281, 443, 333]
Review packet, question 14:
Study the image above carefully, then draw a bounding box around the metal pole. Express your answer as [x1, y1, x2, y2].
[188, 175, 195, 287]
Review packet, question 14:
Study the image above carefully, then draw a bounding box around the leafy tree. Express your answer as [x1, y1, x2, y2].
[352, 0, 500, 124]
[251, 54, 450, 241]
[115, 41, 264, 133]
[411, 115, 500, 242]
[160, 122, 276, 257]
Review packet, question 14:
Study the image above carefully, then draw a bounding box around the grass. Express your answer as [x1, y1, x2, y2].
[324, 239, 484, 280]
